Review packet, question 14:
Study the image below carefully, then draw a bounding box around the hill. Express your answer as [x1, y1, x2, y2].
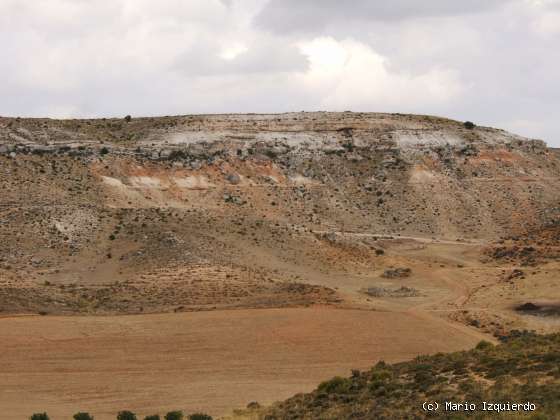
[1, 112, 559, 316]
[1, 112, 560, 418]
[231, 332, 560, 419]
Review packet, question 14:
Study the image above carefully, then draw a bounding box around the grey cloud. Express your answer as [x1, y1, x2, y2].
[0, 0, 558, 147]
[254, 0, 514, 34]
[174, 39, 308, 76]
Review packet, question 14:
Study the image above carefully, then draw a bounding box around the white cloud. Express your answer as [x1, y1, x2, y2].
[532, 10, 560, 35]
[0, 0, 558, 146]
[298, 38, 464, 111]
[219, 43, 249, 60]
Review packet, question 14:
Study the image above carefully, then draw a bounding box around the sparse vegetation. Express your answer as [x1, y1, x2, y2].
[475, 340, 494, 350]
[246, 401, 261, 410]
[317, 376, 353, 394]
[251, 333, 560, 419]
[164, 411, 184, 420]
[73, 413, 94, 420]
[187, 414, 212, 420]
[27, 411, 211, 420]
[117, 411, 137, 420]
[4, 112, 560, 419]
[381, 267, 411, 278]
[361, 286, 419, 298]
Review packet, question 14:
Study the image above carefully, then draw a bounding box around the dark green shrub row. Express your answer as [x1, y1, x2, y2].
[30, 411, 212, 420]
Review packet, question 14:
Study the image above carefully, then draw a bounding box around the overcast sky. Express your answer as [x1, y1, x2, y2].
[1, 0, 559, 146]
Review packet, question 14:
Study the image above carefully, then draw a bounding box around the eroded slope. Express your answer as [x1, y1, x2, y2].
[1, 112, 559, 315]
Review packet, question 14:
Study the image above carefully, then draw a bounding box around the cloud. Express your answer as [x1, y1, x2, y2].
[254, 0, 514, 34]
[297, 38, 464, 111]
[532, 10, 560, 35]
[174, 37, 308, 76]
[0, 0, 558, 146]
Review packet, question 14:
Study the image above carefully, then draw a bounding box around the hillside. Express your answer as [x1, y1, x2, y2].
[230, 332, 560, 420]
[1, 112, 560, 418]
[1, 112, 559, 316]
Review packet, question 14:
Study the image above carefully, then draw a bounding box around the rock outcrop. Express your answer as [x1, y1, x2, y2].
[1, 112, 559, 314]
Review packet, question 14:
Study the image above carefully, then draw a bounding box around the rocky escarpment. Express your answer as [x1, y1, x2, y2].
[1, 112, 558, 238]
[1, 112, 559, 314]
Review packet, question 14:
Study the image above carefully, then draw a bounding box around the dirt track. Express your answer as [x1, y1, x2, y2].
[0, 307, 485, 420]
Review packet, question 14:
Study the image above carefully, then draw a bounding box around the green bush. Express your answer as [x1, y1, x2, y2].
[30, 414, 49, 420]
[74, 413, 94, 420]
[317, 376, 352, 394]
[165, 412, 183, 420]
[464, 121, 476, 129]
[260, 333, 560, 419]
[117, 411, 137, 420]
[188, 414, 212, 420]
[475, 340, 494, 351]
[144, 416, 160, 420]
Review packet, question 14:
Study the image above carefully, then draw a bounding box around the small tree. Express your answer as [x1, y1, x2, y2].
[464, 121, 476, 129]
[74, 413, 94, 420]
[124, 115, 132, 122]
[144, 416, 161, 420]
[165, 411, 184, 420]
[188, 414, 212, 420]
[117, 411, 137, 420]
[30, 414, 49, 420]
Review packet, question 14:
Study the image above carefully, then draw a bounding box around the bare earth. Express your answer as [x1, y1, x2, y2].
[1, 113, 559, 418]
[0, 307, 485, 420]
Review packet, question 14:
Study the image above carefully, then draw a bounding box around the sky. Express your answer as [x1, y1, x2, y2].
[1, 0, 559, 146]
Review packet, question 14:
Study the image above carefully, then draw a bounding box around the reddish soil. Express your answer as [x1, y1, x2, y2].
[1, 113, 559, 418]
[0, 307, 485, 420]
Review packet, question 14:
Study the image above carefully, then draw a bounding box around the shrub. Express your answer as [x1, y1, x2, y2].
[476, 340, 494, 351]
[464, 121, 476, 129]
[100, 147, 110, 155]
[165, 412, 184, 420]
[341, 141, 354, 152]
[144, 416, 160, 420]
[117, 411, 137, 420]
[188, 414, 212, 420]
[124, 115, 132, 122]
[246, 401, 261, 410]
[74, 413, 94, 420]
[30, 414, 49, 420]
[317, 376, 352, 394]
[263, 149, 278, 159]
